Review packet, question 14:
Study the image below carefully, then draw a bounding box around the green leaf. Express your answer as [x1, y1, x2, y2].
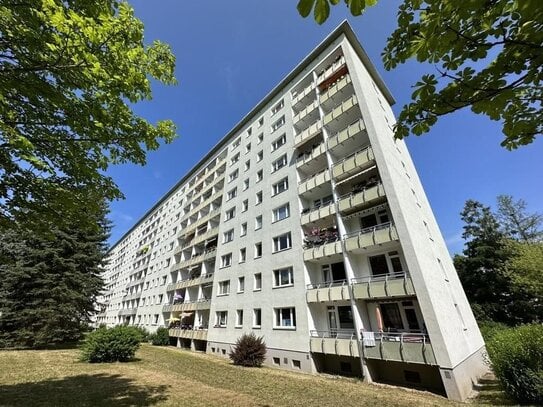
[314, 0, 330, 24]
[297, 0, 316, 17]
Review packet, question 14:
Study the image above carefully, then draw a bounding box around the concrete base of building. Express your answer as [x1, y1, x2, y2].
[439, 346, 489, 401]
[312, 353, 363, 377]
[206, 341, 313, 373]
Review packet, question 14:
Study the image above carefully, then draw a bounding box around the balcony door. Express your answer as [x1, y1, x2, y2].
[378, 300, 424, 333]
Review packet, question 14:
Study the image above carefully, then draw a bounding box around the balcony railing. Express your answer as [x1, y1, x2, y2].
[296, 142, 326, 168]
[169, 328, 208, 341]
[317, 55, 346, 85]
[327, 119, 366, 151]
[118, 308, 137, 316]
[322, 94, 358, 127]
[306, 280, 350, 303]
[343, 222, 398, 251]
[166, 273, 214, 292]
[332, 145, 374, 181]
[294, 120, 322, 148]
[337, 182, 385, 214]
[298, 168, 331, 195]
[292, 81, 316, 108]
[162, 298, 211, 313]
[362, 332, 437, 365]
[293, 99, 319, 125]
[309, 329, 359, 357]
[352, 272, 415, 300]
[300, 201, 336, 225]
[320, 74, 352, 106]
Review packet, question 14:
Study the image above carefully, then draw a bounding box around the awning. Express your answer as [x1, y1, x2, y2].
[180, 312, 195, 318]
[167, 317, 180, 322]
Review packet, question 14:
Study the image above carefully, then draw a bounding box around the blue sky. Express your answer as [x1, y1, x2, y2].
[107, 0, 542, 254]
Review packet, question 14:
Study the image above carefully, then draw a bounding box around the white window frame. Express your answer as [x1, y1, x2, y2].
[235, 309, 244, 327]
[273, 267, 294, 288]
[223, 229, 234, 244]
[253, 308, 262, 328]
[272, 154, 288, 172]
[239, 247, 246, 263]
[215, 311, 227, 327]
[254, 273, 262, 291]
[238, 276, 245, 293]
[221, 253, 232, 268]
[271, 133, 286, 152]
[254, 242, 262, 258]
[218, 280, 230, 296]
[274, 307, 296, 329]
[272, 203, 290, 222]
[272, 177, 288, 196]
[273, 232, 292, 253]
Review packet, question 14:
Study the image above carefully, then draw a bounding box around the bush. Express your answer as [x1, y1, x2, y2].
[150, 327, 170, 346]
[130, 326, 149, 342]
[80, 326, 141, 363]
[229, 333, 266, 367]
[486, 324, 543, 404]
[479, 320, 509, 342]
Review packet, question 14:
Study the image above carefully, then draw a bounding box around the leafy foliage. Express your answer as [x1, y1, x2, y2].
[297, 0, 543, 149]
[229, 333, 267, 367]
[80, 326, 141, 363]
[0, 198, 110, 348]
[0, 0, 177, 227]
[486, 324, 543, 404]
[150, 327, 170, 346]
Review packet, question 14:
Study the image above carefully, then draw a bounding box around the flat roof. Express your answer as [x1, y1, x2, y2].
[108, 20, 395, 252]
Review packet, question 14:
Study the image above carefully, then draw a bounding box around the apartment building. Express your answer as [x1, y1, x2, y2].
[96, 21, 487, 401]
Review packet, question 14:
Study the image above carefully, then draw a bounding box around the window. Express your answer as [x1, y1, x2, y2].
[239, 247, 246, 263]
[240, 222, 247, 236]
[238, 276, 245, 293]
[256, 169, 263, 182]
[221, 253, 232, 268]
[273, 232, 292, 252]
[242, 199, 249, 212]
[271, 99, 284, 116]
[230, 153, 240, 165]
[271, 134, 286, 151]
[246, 127, 252, 137]
[245, 143, 251, 154]
[254, 242, 262, 258]
[255, 215, 262, 230]
[271, 115, 285, 132]
[225, 207, 235, 221]
[272, 177, 288, 196]
[236, 309, 244, 327]
[256, 150, 263, 162]
[228, 169, 239, 183]
[257, 133, 263, 144]
[258, 117, 264, 127]
[244, 160, 250, 171]
[256, 191, 263, 205]
[272, 154, 288, 172]
[273, 267, 294, 287]
[253, 308, 262, 328]
[243, 178, 249, 191]
[274, 307, 296, 328]
[227, 187, 237, 201]
[254, 273, 262, 290]
[272, 203, 290, 222]
[215, 311, 227, 327]
[218, 280, 230, 296]
[223, 229, 234, 243]
[232, 137, 241, 149]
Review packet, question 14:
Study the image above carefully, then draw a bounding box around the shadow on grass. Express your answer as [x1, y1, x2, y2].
[475, 389, 517, 406]
[0, 373, 170, 406]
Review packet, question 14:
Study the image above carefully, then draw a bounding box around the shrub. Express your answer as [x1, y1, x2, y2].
[486, 324, 543, 404]
[229, 333, 266, 367]
[130, 326, 149, 342]
[80, 326, 141, 363]
[479, 320, 509, 342]
[150, 327, 170, 346]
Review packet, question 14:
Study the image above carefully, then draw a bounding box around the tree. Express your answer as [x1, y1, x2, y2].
[454, 199, 512, 322]
[0, 0, 177, 228]
[0, 197, 110, 348]
[496, 195, 543, 242]
[297, 0, 542, 149]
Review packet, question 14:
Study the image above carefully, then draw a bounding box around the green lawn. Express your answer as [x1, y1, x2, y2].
[0, 344, 509, 406]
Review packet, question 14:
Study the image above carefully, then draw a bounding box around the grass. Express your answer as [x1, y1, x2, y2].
[0, 344, 507, 406]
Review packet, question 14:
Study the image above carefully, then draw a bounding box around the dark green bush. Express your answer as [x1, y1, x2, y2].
[80, 326, 141, 363]
[150, 327, 170, 346]
[130, 326, 149, 342]
[478, 320, 509, 342]
[229, 333, 266, 367]
[486, 324, 543, 404]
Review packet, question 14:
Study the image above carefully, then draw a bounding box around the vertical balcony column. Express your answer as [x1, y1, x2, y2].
[315, 52, 372, 383]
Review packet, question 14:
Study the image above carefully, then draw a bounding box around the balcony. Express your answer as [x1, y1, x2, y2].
[327, 119, 366, 151]
[296, 142, 326, 169]
[294, 120, 322, 149]
[162, 298, 211, 313]
[322, 95, 358, 127]
[306, 280, 350, 303]
[337, 183, 385, 214]
[181, 208, 221, 239]
[293, 99, 319, 128]
[298, 169, 331, 196]
[169, 328, 208, 341]
[166, 273, 214, 292]
[292, 81, 316, 110]
[362, 332, 437, 365]
[174, 248, 217, 271]
[332, 145, 375, 182]
[123, 291, 142, 301]
[303, 239, 342, 262]
[125, 277, 145, 289]
[344, 223, 398, 252]
[118, 308, 137, 316]
[352, 272, 415, 300]
[320, 74, 353, 108]
[310, 330, 359, 357]
[317, 55, 346, 87]
[300, 201, 336, 226]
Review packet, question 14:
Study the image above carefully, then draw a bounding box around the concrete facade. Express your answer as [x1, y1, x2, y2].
[96, 21, 487, 401]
